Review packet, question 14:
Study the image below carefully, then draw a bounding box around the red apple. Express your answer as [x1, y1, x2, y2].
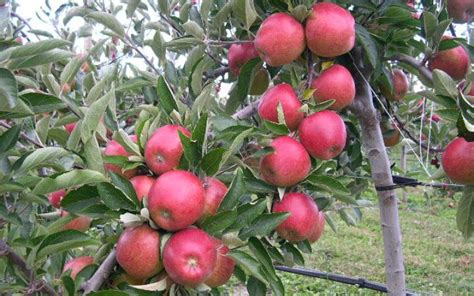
[200, 177, 228, 221]
[104, 135, 138, 179]
[311, 64, 355, 110]
[258, 83, 304, 130]
[163, 227, 217, 288]
[148, 170, 205, 231]
[116, 224, 162, 280]
[130, 175, 155, 202]
[428, 36, 470, 80]
[61, 211, 92, 232]
[254, 13, 305, 67]
[447, 0, 474, 23]
[383, 129, 401, 147]
[382, 69, 409, 101]
[205, 238, 235, 287]
[64, 123, 76, 134]
[144, 125, 191, 175]
[431, 114, 441, 122]
[308, 211, 325, 243]
[15, 36, 23, 44]
[298, 110, 347, 160]
[272, 193, 320, 242]
[48, 189, 66, 208]
[441, 137, 474, 185]
[305, 3, 355, 57]
[228, 42, 259, 76]
[63, 256, 94, 279]
[259, 136, 311, 187]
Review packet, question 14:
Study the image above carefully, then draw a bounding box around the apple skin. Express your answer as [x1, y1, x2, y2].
[311, 64, 355, 110]
[260, 136, 311, 187]
[298, 110, 347, 160]
[205, 238, 235, 287]
[148, 170, 205, 231]
[382, 69, 409, 101]
[308, 211, 325, 243]
[104, 135, 138, 179]
[200, 177, 228, 222]
[431, 114, 441, 122]
[163, 227, 217, 288]
[63, 256, 94, 279]
[447, 0, 474, 23]
[60, 211, 92, 232]
[116, 224, 163, 280]
[130, 175, 155, 202]
[254, 13, 305, 67]
[258, 83, 304, 130]
[272, 193, 320, 242]
[228, 43, 259, 76]
[144, 125, 191, 175]
[305, 3, 355, 57]
[48, 189, 66, 208]
[441, 137, 474, 185]
[428, 37, 470, 80]
[64, 123, 76, 134]
[383, 129, 401, 147]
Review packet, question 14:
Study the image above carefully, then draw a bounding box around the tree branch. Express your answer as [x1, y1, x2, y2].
[390, 53, 433, 83]
[0, 121, 44, 148]
[232, 100, 260, 120]
[306, 48, 314, 88]
[80, 249, 117, 294]
[392, 115, 444, 153]
[204, 66, 229, 79]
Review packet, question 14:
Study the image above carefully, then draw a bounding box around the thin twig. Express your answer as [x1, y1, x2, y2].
[125, 36, 160, 74]
[306, 48, 314, 88]
[392, 115, 444, 153]
[204, 66, 229, 79]
[81, 249, 117, 294]
[232, 100, 260, 120]
[389, 53, 433, 83]
[0, 121, 44, 148]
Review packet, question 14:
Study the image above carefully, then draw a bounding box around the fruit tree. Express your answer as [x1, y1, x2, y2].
[0, 0, 473, 295]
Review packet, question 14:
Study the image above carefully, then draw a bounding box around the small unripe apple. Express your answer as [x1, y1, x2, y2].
[272, 193, 320, 242]
[200, 177, 228, 222]
[116, 224, 163, 280]
[299, 110, 347, 160]
[305, 3, 355, 57]
[255, 13, 305, 67]
[258, 83, 304, 130]
[130, 175, 155, 202]
[163, 227, 217, 288]
[383, 129, 401, 147]
[205, 238, 235, 287]
[428, 36, 470, 80]
[104, 135, 138, 179]
[381, 69, 409, 101]
[260, 136, 311, 187]
[431, 114, 441, 122]
[63, 256, 94, 279]
[447, 0, 474, 23]
[308, 211, 325, 243]
[48, 189, 66, 208]
[148, 170, 205, 231]
[64, 122, 76, 134]
[311, 64, 355, 110]
[60, 211, 92, 232]
[441, 137, 474, 185]
[144, 125, 191, 175]
[249, 68, 270, 96]
[228, 42, 259, 76]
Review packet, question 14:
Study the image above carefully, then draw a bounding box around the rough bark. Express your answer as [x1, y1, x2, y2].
[349, 49, 406, 295]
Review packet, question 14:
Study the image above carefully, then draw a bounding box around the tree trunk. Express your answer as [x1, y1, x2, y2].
[348, 50, 406, 295]
[400, 144, 408, 203]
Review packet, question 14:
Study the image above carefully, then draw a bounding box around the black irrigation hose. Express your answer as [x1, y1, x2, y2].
[274, 265, 418, 295]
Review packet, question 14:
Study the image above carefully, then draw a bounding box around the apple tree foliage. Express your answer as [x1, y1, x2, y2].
[0, 0, 473, 295]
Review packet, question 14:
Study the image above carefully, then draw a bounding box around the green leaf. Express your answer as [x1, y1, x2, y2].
[0, 39, 71, 61]
[200, 210, 238, 235]
[61, 185, 102, 213]
[422, 11, 437, 40]
[248, 237, 276, 280]
[356, 24, 378, 69]
[247, 276, 266, 296]
[182, 21, 205, 39]
[33, 169, 107, 195]
[457, 186, 474, 238]
[226, 59, 260, 113]
[60, 54, 86, 85]
[97, 182, 137, 211]
[192, 113, 208, 150]
[85, 72, 114, 105]
[21, 93, 66, 113]
[263, 121, 289, 135]
[432, 70, 458, 98]
[64, 7, 93, 25]
[150, 31, 166, 63]
[239, 212, 289, 240]
[84, 137, 105, 174]
[109, 172, 139, 206]
[219, 168, 246, 211]
[179, 130, 200, 166]
[7, 49, 74, 70]
[15, 147, 69, 176]
[282, 242, 305, 265]
[221, 128, 254, 170]
[86, 12, 125, 37]
[228, 250, 268, 284]
[304, 175, 353, 201]
[227, 199, 267, 231]
[126, 0, 141, 18]
[156, 76, 178, 114]
[232, 0, 258, 29]
[0, 124, 21, 153]
[113, 129, 141, 156]
[0, 68, 18, 109]
[200, 148, 226, 176]
[36, 230, 98, 259]
[81, 88, 114, 143]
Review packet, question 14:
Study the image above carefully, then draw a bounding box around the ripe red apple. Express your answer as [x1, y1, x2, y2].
[144, 125, 191, 175]
[431, 114, 441, 122]
[205, 238, 235, 287]
[148, 170, 205, 231]
[308, 211, 325, 243]
[104, 135, 138, 179]
[61, 211, 92, 232]
[254, 13, 305, 67]
[200, 177, 228, 221]
[441, 137, 474, 185]
[272, 193, 320, 242]
[382, 69, 409, 101]
[447, 0, 474, 23]
[428, 36, 470, 80]
[260, 136, 311, 187]
[48, 189, 66, 208]
[116, 224, 162, 280]
[258, 83, 304, 130]
[64, 122, 76, 134]
[228, 42, 259, 76]
[311, 64, 355, 110]
[130, 175, 155, 202]
[305, 3, 355, 57]
[63, 256, 94, 279]
[383, 129, 401, 147]
[298, 110, 347, 160]
[163, 227, 217, 288]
